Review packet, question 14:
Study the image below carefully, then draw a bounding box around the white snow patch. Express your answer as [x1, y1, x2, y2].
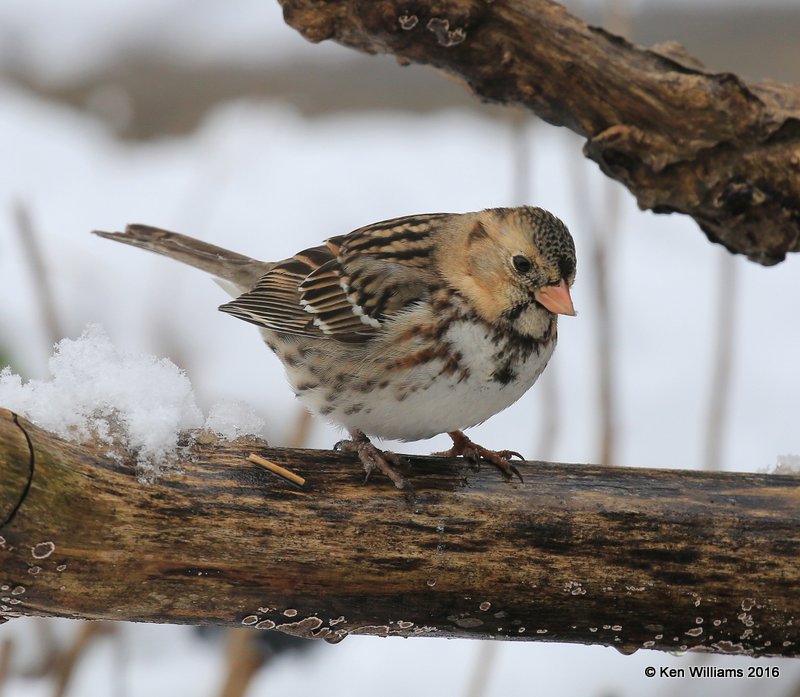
[203, 399, 264, 440]
[0, 324, 263, 478]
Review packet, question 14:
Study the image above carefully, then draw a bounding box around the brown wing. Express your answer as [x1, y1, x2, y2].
[219, 213, 452, 341]
[218, 243, 337, 338]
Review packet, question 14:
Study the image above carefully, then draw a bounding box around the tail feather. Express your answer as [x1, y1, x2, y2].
[93, 225, 272, 292]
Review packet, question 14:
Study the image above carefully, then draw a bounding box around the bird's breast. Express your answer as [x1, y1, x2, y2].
[272, 312, 556, 442]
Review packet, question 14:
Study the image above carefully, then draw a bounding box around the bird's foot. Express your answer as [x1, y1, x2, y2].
[435, 430, 525, 483]
[336, 430, 413, 493]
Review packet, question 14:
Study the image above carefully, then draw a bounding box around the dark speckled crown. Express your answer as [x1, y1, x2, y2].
[494, 206, 576, 282]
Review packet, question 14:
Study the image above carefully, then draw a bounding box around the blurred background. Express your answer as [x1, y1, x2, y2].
[1, 0, 799, 695]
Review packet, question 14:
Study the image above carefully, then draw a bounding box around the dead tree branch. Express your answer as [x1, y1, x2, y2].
[277, 0, 800, 265]
[1, 408, 799, 656]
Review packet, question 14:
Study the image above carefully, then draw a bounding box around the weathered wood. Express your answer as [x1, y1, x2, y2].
[0, 410, 31, 530]
[277, 0, 800, 265]
[0, 407, 798, 656]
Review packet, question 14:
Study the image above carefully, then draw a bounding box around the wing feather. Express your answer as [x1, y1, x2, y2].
[219, 214, 452, 341]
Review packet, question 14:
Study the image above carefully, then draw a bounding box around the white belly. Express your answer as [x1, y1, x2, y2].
[293, 319, 555, 441]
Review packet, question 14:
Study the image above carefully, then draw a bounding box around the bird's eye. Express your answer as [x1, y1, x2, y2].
[512, 255, 532, 274]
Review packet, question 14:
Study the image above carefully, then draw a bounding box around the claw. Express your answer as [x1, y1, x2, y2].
[338, 430, 414, 494]
[361, 459, 377, 483]
[504, 450, 525, 461]
[439, 431, 526, 483]
[506, 463, 524, 484]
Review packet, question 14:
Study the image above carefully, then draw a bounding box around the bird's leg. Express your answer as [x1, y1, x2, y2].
[435, 430, 524, 483]
[336, 430, 412, 492]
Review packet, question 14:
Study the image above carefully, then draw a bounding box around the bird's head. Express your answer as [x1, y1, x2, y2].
[438, 206, 576, 335]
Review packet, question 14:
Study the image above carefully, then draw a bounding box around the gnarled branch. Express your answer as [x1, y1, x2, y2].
[278, 0, 800, 265]
[1, 408, 798, 656]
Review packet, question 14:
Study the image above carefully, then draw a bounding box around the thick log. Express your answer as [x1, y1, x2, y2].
[277, 0, 800, 265]
[0, 407, 798, 656]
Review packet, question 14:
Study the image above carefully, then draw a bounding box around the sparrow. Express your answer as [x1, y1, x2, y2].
[94, 207, 576, 491]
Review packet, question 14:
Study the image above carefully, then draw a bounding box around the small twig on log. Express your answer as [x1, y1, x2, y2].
[1, 407, 799, 657]
[248, 453, 306, 487]
[277, 0, 800, 265]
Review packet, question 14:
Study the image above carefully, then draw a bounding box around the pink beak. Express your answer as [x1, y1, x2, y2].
[534, 280, 576, 316]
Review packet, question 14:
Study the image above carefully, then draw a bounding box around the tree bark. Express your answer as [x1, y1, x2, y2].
[1, 408, 799, 657]
[277, 0, 800, 265]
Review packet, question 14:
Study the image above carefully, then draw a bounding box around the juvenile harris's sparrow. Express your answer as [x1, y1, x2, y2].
[95, 207, 576, 491]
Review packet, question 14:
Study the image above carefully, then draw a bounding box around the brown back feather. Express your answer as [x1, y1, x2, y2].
[219, 214, 451, 341]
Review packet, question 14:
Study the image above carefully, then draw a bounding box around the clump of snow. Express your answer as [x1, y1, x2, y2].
[0, 324, 263, 478]
[204, 400, 265, 440]
[771, 454, 800, 475]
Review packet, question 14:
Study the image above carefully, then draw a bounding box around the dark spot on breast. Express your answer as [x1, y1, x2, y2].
[504, 302, 528, 323]
[438, 352, 469, 379]
[344, 403, 364, 415]
[296, 382, 319, 392]
[491, 362, 517, 385]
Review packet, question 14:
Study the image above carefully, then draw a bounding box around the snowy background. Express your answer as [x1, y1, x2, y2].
[1, 0, 799, 695]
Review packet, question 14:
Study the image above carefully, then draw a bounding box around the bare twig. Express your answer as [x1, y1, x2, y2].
[0, 637, 13, 696]
[52, 622, 114, 697]
[567, 150, 621, 466]
[288, 409, 313, 450]
[463, 641, 498, 697]
[704, 253, 739, 471]
[20, 620, 59, 679]
[217, 630, 268, 697]
[111, 625, 127, 697]
[510, 109, 531, 206]
[787, 676, 800, 697]
[12, 202, 62, 349]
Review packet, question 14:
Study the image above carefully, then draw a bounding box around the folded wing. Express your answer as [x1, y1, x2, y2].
[219, 213, 451, 342]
